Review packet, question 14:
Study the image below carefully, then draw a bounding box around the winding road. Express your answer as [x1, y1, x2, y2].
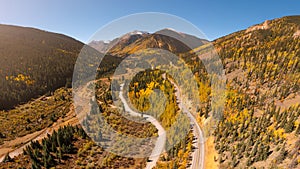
[119, 84, 166, 169]
[168, 77, 205, 169]
[119, 77, 204, 169]
[1, 79, 204, 169]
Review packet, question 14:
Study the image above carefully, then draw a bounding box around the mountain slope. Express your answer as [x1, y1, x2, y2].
[89, 29, 208, 57]
[88, 40, 110, 53]
[89, 31, 149, 54]
[89, 20, 300, 168]
[0, 24, 86, 110]
[208, 15, 300, 168]
[1, 15, 300, 169]
[155, 28, 208, 49]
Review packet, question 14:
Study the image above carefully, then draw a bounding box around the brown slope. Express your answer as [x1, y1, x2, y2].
[96, 29, 208, 57]
[0, 24, 84, 110]
[89, 31, 149, 54]
[210, 15, 300, 169]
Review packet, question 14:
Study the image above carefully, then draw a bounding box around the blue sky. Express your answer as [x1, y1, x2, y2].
[0, 0, 299, 42]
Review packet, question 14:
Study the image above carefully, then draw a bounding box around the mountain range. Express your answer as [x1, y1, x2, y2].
[89, 28, 208, 57]
[0, 15, 299, 169]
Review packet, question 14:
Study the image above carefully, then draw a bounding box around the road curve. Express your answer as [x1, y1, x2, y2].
[169, 79, 205, 169]
[119, 84, 166, 169]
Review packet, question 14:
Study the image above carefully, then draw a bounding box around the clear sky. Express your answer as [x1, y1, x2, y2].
[0, 0, 299, 42]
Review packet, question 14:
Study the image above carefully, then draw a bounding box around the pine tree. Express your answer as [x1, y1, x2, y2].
[31, 161, 40, 169]
[284, 119, 294, 133]
[276, 143, 287, 163]
[296, 125, 300, 135]
[96, 130, 102, 141]
[2, 153, 12, 163]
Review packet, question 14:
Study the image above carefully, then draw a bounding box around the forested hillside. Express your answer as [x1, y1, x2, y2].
[0, 24, 83, 110]
[115, 16, 300, 168]
[1, 15, 300, 169]
[209, 16, 300, 168]
[0, 79, 154, 169]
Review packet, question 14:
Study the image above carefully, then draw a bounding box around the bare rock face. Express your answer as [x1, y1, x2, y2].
[293, 29, 300, 38]
[246, 20, 271, 33]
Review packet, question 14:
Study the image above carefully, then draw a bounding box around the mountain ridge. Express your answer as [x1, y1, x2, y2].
[0, 15, 300, 169]
[88, 28, 209, 57]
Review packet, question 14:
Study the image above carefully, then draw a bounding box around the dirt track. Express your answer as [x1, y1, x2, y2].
[0, 107, 79, 162]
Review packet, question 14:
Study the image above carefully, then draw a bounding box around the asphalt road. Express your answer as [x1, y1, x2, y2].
[169, 79, 205, 169]
[119, 84, 166, 169]
[119, 79, 204, 169]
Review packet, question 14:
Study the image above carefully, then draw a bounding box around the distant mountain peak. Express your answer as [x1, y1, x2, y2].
[155, 28, 182, 35]
[89, 30, 150, 53]
[161, 28, 181, 33]
[89, 28, 209, 56]
[128, 30, 149, 35]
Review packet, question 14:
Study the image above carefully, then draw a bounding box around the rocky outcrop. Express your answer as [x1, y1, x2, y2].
[246, 20, 271, 33]
[293, 29, 300, 38]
